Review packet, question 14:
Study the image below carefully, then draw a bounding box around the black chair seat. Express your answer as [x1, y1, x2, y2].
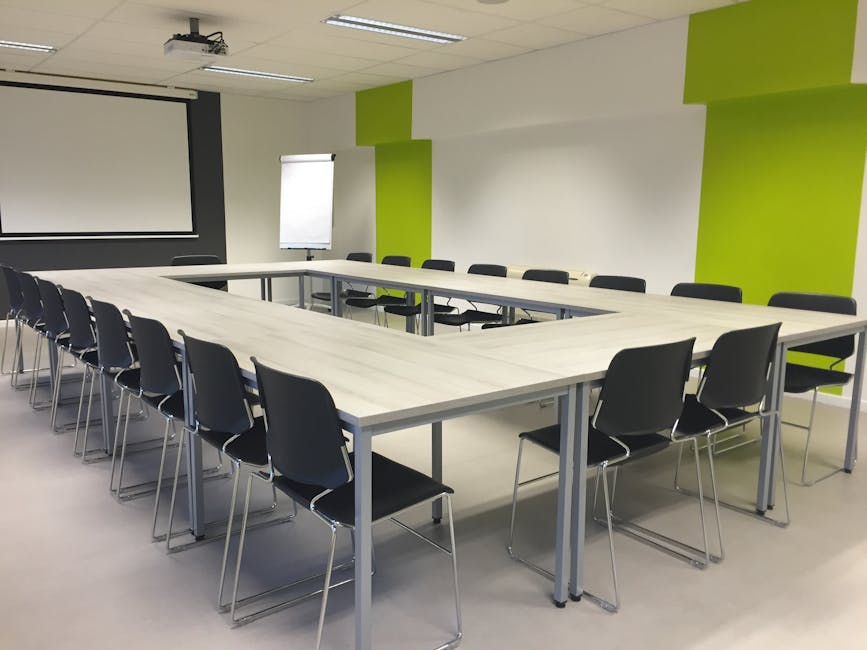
[384, 303, 456, 317]
[312, 289, 371, 302]
[783, 362, 851, 393]
[435, 309, 501, 327]
[144, 390, 185, 420]
[377, 295, 406, 307]
[675, 394, 760, 437]
[115, 368, 141, 393]
[272, 451, 452, 526]
[520, 424, 670, 466]
[198, 416, 269, 467]
[345, 297, 379, 309]
[76, 349, 100, 367]
[481, 318, 536, 329]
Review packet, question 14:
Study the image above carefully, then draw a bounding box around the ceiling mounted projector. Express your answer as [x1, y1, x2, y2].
[164, 17, 228, 61]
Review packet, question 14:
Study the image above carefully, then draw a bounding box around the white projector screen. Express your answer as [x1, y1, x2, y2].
[0, 84, 193, 237]
[279, 153, 334, 250]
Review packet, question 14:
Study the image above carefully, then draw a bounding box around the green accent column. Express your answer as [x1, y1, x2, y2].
[687, 0, 867, 390]
[355, 80, 432, 282]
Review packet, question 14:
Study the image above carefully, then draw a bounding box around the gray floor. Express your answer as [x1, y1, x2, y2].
[1, 327, 866, 649]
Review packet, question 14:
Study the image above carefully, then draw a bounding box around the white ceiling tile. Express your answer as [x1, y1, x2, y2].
[396, 49, 483, 71]
[241, 43, 380, 72]
[360, 61, 441, 78]
[328, 70, 412, 87]
[0, 48, 51, 71]
[269, 24, 418, 62]
[538, 5, 654, 35]
[0, 0, 123, 19]
[485, 23, 588, 49]
[199, 54, 346, 81]
[32, 59, 174, 83]
[0, 5, 96, 35]
[443, 37, 530, 62]
[421, 0, 591, 22]
[601, 0, 735, 20]
[0, 26, 79, 48]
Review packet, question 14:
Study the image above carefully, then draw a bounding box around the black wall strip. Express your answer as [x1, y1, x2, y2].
[0, 89, 226, 312]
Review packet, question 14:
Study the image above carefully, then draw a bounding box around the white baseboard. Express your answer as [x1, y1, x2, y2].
[788, 391, 867, 413]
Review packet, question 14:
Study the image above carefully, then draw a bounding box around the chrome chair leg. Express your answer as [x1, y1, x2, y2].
[506, 437, 525, 558]
[73, 364, 90, 456]
[151, 418, 174, 541]
[314, 525, 339, 650]
[229, 472, 255, 622]
[80, 367, 97, 462]
[109, 391, 128, 493]
[0, 313, 9, 375]
[28, 331, 43, 406]
[444, 495, 463, 646]
[704, 435, 725, 562]
[218, 460, 242, 610]
[692, 438, 711, 568]
[165, 425, 188, 552]
[50, 347, 66, 431]
[586, 465, 619, 613]
[111, 391, 135, 499]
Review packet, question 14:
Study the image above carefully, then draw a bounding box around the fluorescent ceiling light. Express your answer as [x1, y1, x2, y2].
[0, 39, 56, 53]
[323, 15, 465, 44]
[202, 65, 312, 83]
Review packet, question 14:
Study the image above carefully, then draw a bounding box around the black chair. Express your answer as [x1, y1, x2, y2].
[589, 275, 646, 293]
[509, 338, 695, 612]
[768, 292, 857, 485]
[674, 322, 787, 527]
[89, 298, 142, 481]
[481, 268, 569, 329]
[35, 278, 73, 428]
[0, 263, 25, 378]
[226, 358, 461, 648]
[171, 332, 285, 596]
[171, 254, 228, 291]
[345, 255, 411, 325]
[671, 282, 742, 303]
[310, 252, 373, 310]
[435, 263, 508, 330]
[60, 287, 101, 458]
[383, 259, 456, 330]
[17, 272, 48, 407]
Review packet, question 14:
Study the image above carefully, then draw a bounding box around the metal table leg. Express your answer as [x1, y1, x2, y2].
[353, 428, 373, 650]
[844, 327, 865, 471]
[297, 276, 306, 309]
[405, 291, 415, 334]
[266, 278, 273, 302]
[567, 384, 589, 603]
[756, 342, 784, 513]
[431, 421, 443, 523]
[421, 290, 434, 337]
[259, 278, 267, 301]
[553, 385, 578, 607]
[331, 278, 343, 317]
[182, 347, 205, 539]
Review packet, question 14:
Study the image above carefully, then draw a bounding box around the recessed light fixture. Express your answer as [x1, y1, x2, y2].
[202, 65, 312, 83]
[323, 15, 465, 44]
[0, 39, 56, 53]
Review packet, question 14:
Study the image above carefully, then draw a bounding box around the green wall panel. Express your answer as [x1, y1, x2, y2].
[694, 86, 867, 304]
[684, 0, 858, 104]
[356, 81, 413, 146]
[375, 140, 432, 279]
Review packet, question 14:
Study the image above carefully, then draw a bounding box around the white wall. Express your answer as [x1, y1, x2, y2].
[221, 93, 375, 303]
[413, 18, 705, 291]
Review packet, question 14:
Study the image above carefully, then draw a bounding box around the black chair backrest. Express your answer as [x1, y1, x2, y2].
[18, 272, 44, 324]
[698, 322, 781, 410]
[171, 254, 226, 291]
[468, 263, 507, 278]
[0, 264, 24, 314]
[422, 259, 455, 272]
[60, 288, 96, 350]
[593, 338, 695, 437]
[590, 275, 646, 293]
[768, 292, 856, 360]
[180, 331, 253, 435]
[381, 255, 411, 267]
[671, 282, 742, 303]
[36, 278, 68, 339]
[253, 357, 351, 490]
[347, 252, 373, 263]
[89, 298, 134, 371]
[522, 269, 569, 284]
[126, 312, 181, 396]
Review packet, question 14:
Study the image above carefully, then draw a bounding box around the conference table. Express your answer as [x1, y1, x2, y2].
[37, 260, 866, 650]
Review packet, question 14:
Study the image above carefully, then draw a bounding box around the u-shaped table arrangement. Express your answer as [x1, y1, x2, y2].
[37, 259, 867, 650]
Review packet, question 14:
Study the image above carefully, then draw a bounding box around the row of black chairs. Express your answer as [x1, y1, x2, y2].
[0, 262, 460, 649]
